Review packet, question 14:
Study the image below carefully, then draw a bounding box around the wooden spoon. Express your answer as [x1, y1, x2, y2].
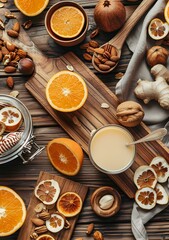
[92, 0, 156, 74]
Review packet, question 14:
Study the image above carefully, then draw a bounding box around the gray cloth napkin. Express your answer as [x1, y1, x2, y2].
[116, 0, 169, 127]
[115, 1, 169, 239]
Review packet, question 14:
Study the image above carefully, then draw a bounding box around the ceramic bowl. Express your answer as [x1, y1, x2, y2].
[45, 1, 89, 47]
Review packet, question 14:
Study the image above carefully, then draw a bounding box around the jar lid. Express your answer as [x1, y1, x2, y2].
[0, 94, 32, 163]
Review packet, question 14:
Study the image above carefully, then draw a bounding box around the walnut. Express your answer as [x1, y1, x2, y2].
[116, 101, 144, 127]
[93, 231, 104, 240]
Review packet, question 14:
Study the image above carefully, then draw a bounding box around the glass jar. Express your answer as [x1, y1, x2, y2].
[0, 94, 44, 164]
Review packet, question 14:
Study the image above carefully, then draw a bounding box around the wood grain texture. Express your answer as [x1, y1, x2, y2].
[25, 51, 169, 199]
[17, 171, 88, 240]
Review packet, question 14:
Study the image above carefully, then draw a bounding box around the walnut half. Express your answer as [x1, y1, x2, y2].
[116, 101, 144, 127]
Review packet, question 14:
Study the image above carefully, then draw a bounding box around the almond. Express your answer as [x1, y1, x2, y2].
[4, 66, 16, 73]
[105, 60, 116, 67]
[94, 57, 101, 65]
[0, 50, 3, 62]
[6, 76, 14, 89]
[110, 55, 120, 62]
[98, 64, 111, 71]
[12, 21, 20, 32]
[111, 46, 117, 56]
[31, 218, 45, 226]
[89, 40, 99, 48]
[86, 223, 94, 235]
[7, 29, 19, 38]
[86, 46, 95, 53]
[83, 53, 92, 61]
[6, 41, 16, 52]
[1, 46, 9, 55]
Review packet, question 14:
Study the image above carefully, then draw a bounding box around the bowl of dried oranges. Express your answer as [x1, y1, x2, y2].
[45, 1, 89, 47]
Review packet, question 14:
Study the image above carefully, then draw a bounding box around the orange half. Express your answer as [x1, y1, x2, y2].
[164, 1, 169, 24]
[0, 186, 26, 236]
[46, 70, 88, 112]
[14, 0, 49, 16]
[50, 6, 85, 38]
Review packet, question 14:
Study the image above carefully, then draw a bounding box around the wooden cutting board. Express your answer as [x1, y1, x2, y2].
[17, 171, 88, 240]
[1, 8, 169, 199]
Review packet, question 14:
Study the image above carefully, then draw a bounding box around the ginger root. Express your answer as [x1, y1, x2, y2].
[134, 64, 169, 109]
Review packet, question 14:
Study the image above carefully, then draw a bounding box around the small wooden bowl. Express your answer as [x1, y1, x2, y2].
[45, 1, 89, 47]
[90, 186, 121, 218]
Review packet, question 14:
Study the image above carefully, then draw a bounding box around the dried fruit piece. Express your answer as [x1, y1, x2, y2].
[134, 165, 157, 189]
[155, 183, 168, 205]
[57, 192, 82, 217]
[36, 234, 55, 240]
[6, 76, 14, 89]
[0, 106, 23, 132]
[46, 213, 65, 233]
[148, 18, 169, 40]
[34, 179, 60, 205]
[135, 187, 157, 210]
[150, 156, 169, 183]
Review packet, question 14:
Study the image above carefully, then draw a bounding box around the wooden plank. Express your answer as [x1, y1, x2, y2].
[17, 171, 88, 240]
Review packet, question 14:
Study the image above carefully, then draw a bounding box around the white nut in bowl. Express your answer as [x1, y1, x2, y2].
[99, 194, 114, 210]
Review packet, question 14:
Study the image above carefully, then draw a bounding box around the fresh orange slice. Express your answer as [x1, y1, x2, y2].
[148, 18, 169, 40]
[36, 234, 55, 240]
[46, 70, 88, 112]
[14, 0, 49, 16]
[0, 107, 22, 132]
[47, 138, 83, 176]
[50, 6, 85, 38]
[57, 192, 82, 217]
[0, 186, 26, 236]
[164, 1, 169, 24]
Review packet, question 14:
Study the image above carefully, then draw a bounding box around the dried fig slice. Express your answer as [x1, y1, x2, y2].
[135, 187, 157, 210]
[150, 156, 169, 183]
[155, 183, 169, 205]
[34, 180, 60, 205]
[46, 213, 65, 233]
[134, 165, 157, 189]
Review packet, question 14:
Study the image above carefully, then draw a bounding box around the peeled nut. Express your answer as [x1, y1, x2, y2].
[99, 194, 114, 210]
[116, 101, 144, 127]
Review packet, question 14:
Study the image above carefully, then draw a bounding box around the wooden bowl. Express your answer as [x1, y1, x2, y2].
[45, 1, 89, 47]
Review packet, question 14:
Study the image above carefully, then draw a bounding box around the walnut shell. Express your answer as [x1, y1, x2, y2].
[146, 46, 169, 67]
[116, 101, 144, 127]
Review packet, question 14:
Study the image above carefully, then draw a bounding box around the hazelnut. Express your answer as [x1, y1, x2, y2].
[18, 57, 35, 75]
[116, 101, 144, 127]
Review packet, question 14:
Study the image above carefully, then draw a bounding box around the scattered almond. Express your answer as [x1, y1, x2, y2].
[12, 21, 20, 33]
[83, 53, 92, 61]
[31, 218, 45, 226]
[4, 66, 16, 73]
[115, 72, 124, 80]
[101, 103, 110, 109]
[6, 41, 16, 52]
[6, 76, 14, 89]
[89, 40, 99, 48]
[7, 29, 19, 38]
[86, 223, 94, 235]
[98, 64, 110, 71]
[80, 42, 89, 49]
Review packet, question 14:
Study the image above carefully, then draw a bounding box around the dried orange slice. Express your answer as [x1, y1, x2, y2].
[34, 180, 60, 205]
[36, 234, 55, 240]
[47, 138, 83, 176]
[150, 156, 169, 183]
[0, 121, 6, 135]
[0, 186, 26, 236]
[46, 213, 65, 233]
[46, 70, 88, 112]
[50, 6, 85, 38]
[134, 165, 157, 189]
[14, 0, 49, 16]
[57, 192, 82, 217]
[155, 183, 168, 205]
[164, 1, 169, 24]
[148, 18, 169, 40]
[0, 107, 22, 132]
[135, 187, 157, 210]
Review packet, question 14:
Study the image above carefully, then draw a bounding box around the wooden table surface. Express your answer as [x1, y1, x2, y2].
[1, 1, 169, 240]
